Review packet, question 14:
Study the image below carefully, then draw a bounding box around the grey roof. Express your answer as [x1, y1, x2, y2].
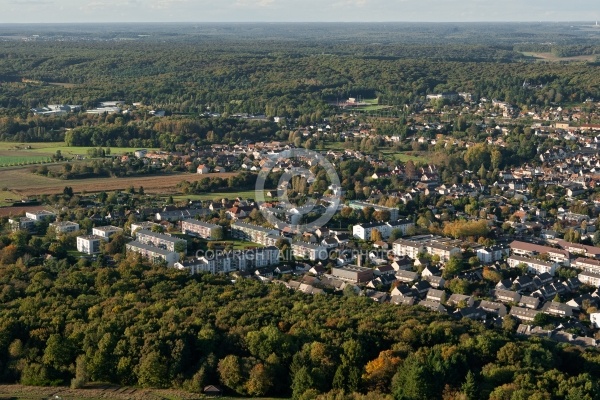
[478, 300, 506, 313]
[233, 221, 277, 233]
[426, 288, 446, 300]
[509, 306, 540, 320]
[396, 270, 418, 280]
[495, 289, 521, 301]
[136, 229, 185, 244]
[126, 241, 176, 256]
[447, 293, 471, 305]
[182, 219, 220, 229]
[519, 295, 540, 307]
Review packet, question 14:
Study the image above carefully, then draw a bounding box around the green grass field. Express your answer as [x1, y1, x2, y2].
[172, 190, 276, 202]
[0, 155, 52, 167]
[0, 142, 159, 157]
[0, 190, 21, 206]
[357, 105, 393, 111]
[389, 152, 429, 163]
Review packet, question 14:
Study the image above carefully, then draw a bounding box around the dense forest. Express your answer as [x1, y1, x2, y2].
[0, 255, 597, 399]
[0, 23, 600, 124]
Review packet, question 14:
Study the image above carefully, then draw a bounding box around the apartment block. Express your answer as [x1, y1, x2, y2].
[181, 219, 221, 240]
[507, 255, 560, 276]
[331, 265, 374, 283]
[126, 241, 179, 267]
[50, 221, 80, 234]
[77, 235, 103, 255]
[231, 222, 279, 245]
[135, 229, 187, 253]
[92, 225, 124, 240]
[25, 210, 56, 222]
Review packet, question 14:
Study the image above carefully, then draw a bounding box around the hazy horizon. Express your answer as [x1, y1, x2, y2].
[2, 0, 598, 24]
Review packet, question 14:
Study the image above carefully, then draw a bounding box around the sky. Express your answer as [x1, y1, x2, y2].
[0, 0, 598, 23]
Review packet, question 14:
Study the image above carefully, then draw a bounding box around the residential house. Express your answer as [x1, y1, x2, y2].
[418, 300, 447, 313]
[478, 300, 507, 317]
[424, 275, 445, 289]
[391, 285, 415, 298]
[412, 281, 432, 296]
[391, 296, 416, 306]
[421, 265, 441, 278]
[426, 288, 446, 303]
[495, 289, 521, 303]
[395, 270, 419, 283]
[447, 294, 474, 307]
[456, 307, 487, 320]
[542, 302, 575, 317]
[391, 256, 413, 271]
[509, 306, 541, 322]
[519, 295, 541, 309]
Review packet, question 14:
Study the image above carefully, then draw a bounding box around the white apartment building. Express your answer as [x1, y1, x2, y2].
[476, 244, 510, 264]
[509, 241, 570, 266]
[507, 255, 560, 276]
[135, 230, 187, 253]
[131, 222, 159, 237]
[573, 258, 600, 274]
[92, 225, 124, 240]
[181, 219, 221, 240]
[353, 219, 414, 240]
[175, 246, 280, 274]
[578, 271, 600, 287]
[77, 235, 103, 255]
[126, 241, 179, 267]
[291, 241, 329, 261]
[50, 221, 80, 234]
[393, 235, 460, 262]
[26, 210, 56, 221]
[231, 222, 279, 246]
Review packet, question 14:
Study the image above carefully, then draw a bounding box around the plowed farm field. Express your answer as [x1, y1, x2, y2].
[0, 166, 239, 197]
